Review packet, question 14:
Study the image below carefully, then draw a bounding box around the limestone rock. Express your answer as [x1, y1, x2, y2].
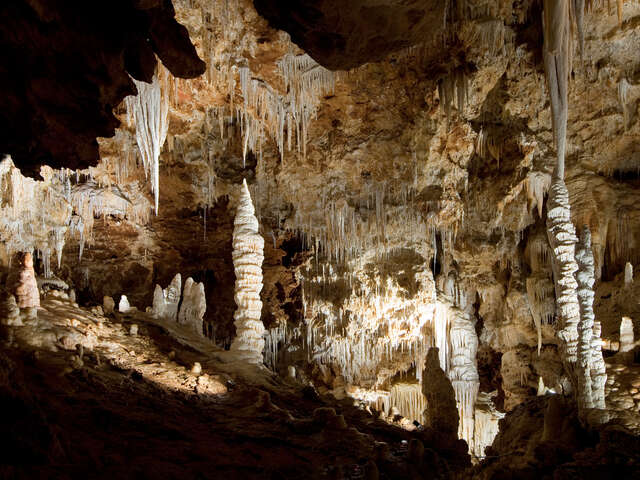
[103, 296, 115, 314]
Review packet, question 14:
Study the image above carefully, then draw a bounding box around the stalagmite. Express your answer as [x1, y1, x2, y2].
[152, 274, 182, 322]
[6, 252, 40, 311]
[546, 179, 580, 365]
[178, 277, 206, 336]
[230, 179, 265, 363]
[103, 296, 115, 314]
[625, 262, 633, 285]
[449, 310, 480, 451]
[575, 227, 595, 410]
[620, 317, 634, 353]
[422, 348, 459, 436]
[591, 314, 607, 409]
[542, 0, 580, 370]
[119, 295, 131, 313]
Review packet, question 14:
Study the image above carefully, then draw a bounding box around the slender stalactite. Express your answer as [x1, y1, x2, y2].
[125, 68, 170, 215]
[543, 0, 580, 372]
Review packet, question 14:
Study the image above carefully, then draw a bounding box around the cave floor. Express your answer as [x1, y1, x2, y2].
[0, 292, 468, 479]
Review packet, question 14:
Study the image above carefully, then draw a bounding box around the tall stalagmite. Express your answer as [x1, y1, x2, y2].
[543, 0, 580, 369]
[449, 310, 480, 451]
[422, 348, 459, 436]
[575, 227, 595, 410]
[230, 179, 265, 363]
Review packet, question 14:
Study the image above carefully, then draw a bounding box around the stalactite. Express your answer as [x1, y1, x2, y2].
[264, 320, 287, 370]
[230, 179, 266, 363]
[472, 392, 505, 460]
[389, 383, 427, 424]
[575, 227, 595, 410]
[619, 78, 631, 129]
[125, 67, 170, 214]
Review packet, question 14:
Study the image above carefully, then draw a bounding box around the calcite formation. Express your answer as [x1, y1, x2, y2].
[625, 262, 634, 286]
[103, 296, 115, 314]
[152, 274, 182, 322]
[422, 348, 459, 436]
[118, 295, 131, 313]
[575, 227, 596, 410]
[449, 310, 480, 450]
[546, 178, 580, 367]
[620, 317, 634, 353]
[178, 277, 206, 336]
[7, 252, 40, 310]
[229, 180, 265, 363]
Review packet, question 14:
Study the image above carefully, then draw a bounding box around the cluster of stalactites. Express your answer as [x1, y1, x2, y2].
[230, 179, 266, 363]
[70, 180, 152, 261]
[125, 67, 170, 214]
[291, 183, 426, 265]
[438, 68, 468, 122]
[191, 0, 336, 164]
[0, 157, 72, 272]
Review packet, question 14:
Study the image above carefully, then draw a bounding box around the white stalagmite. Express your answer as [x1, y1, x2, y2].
[230, 179, 265, 363]
[119, 295, 131, 313]
[575, 227, 595, 410]
[542, 0, 580, 370]
[620, 317, 634, 353]
[449, 310, 480, 451]
[625, 262, 633, 285]
[178, 277, 206, 336]
[591, 310, 607, 409]
[152, 273, 182, 322]
[125, 68, 170, 214]
[546, 179, 580, 365]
